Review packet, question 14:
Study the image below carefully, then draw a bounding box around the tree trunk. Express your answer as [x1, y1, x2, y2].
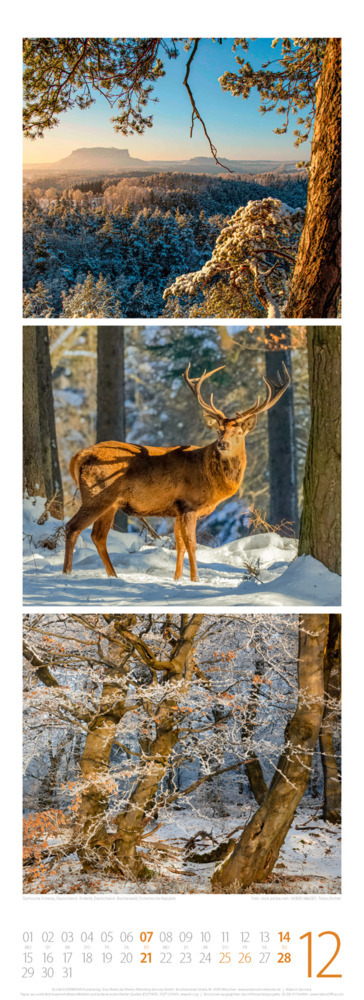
[23, 326, 63, 518]
[285, 39, 341, 318]
[97, 326, 127, 531]
[36, 327, 64, 518]
[298, 327, 341, 574]
[242, 655, 267, 805]
[113, 615, 203, 875]
[74, 671, 130, 867]
[75, 615, 204, 877]
[212, 614, 327, 891]
[320, 613, 341, 824]
[114, 701, 180, 877]
[23, 327, 46, 500]
[265, 331, 298, 531]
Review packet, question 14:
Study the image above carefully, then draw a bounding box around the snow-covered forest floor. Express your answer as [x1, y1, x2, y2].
[23, 498, 341, 607]
[23, 800, 340, 896]
[23, 614, 341, 896]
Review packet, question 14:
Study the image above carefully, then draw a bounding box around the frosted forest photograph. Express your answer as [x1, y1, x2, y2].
[23, 38, 341, 320]
[23, 325, 341, 607]
[22, 613, 341, 895]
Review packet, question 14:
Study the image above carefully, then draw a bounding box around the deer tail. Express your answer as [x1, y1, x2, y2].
[69, 453, 82, 487]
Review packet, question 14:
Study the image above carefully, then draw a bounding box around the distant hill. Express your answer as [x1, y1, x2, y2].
[23, 146, 301, 177]
[55, 147, 138, 170]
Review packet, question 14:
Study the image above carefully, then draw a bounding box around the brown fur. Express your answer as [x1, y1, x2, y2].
[63, 365, 289, 581]
[63, 423, 253, 581]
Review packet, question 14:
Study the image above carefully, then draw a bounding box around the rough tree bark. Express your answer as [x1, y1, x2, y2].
[285, 38, 341, 318]
[212, 614, 327, 892]
[97, 326, 127, 531]
[36, 327, 64, 517]
[319, 613, 341, 824]
[298, 327, 341, 575]
[265, 330, 298, 532]
[23, 326, 63, 518]
[23, 327, 46, 500]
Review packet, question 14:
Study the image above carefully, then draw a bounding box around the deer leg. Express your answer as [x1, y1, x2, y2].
[174, 516, 186, 580]
[181, 512, 199, 583]
[63, 515, 83, 575]
[63, 500, 117, 575]
[91, 505, 119, 578]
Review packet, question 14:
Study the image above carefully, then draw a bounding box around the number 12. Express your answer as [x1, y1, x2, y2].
[300, 931, 341, 978]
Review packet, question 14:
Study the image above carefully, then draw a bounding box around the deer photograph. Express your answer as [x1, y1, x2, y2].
[62, 362, 290, 582]
[23, 324, 341, 607]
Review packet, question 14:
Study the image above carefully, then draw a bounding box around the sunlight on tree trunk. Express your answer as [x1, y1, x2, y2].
[285, 39, 341, 318]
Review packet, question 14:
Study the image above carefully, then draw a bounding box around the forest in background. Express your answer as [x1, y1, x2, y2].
[42, 324, 308, 545]
[23, 38, 341, 319]
[23, 613, 341, 895]
[23, 323, 341, 605]
[23, 172, 307, 319]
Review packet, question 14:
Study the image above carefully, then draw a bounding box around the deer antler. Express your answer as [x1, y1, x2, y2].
[184, 364, 227, 420]
[235, 361, 291, 421]
[184, 361, 290, 424]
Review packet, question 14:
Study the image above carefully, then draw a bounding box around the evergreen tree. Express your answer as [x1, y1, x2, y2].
[23, 37, 340, 318]
[61, 272, 121, 317]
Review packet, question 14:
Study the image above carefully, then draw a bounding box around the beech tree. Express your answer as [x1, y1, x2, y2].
[319, 614, 341, 824]
[23, 613, 340, 894]
[212, 614, 329, 891]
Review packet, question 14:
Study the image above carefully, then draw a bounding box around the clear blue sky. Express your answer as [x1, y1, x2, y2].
[23, 38, 312, 164]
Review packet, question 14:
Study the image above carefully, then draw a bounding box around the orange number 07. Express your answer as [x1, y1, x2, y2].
[300, 931, 341, 978]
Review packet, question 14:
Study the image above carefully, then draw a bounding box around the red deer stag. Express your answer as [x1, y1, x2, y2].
[63, 362, 290, 581]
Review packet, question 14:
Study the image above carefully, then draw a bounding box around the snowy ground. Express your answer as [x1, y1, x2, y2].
[23, 498, 341, 607]
[23, 801, 340, 896]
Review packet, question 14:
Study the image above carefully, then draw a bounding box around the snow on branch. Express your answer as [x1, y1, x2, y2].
[163, 198, 304, 318]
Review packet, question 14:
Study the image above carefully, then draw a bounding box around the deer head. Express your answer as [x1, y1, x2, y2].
[184, 361, 291, 457]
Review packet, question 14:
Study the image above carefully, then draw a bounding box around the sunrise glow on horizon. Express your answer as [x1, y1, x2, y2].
[23, 38, 310, 165]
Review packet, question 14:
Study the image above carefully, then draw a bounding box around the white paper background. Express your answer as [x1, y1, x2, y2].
[2, 2, 360, 995]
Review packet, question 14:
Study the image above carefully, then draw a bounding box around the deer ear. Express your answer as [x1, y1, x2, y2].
[242, 414, 257, 434]
[202, 412, 220, 428]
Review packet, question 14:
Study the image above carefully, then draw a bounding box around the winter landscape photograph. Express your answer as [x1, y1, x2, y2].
[23, 324, 341, 607]
[23, 613, 341, 895]
[21, 33, 343, 927]
[23, 38, 341, 319]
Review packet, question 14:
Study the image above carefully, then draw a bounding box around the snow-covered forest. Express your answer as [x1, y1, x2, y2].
[23, 324, 341, 606]
[23, 613, 341, 895]
[23, 172, 307, 319]
[22, 38, 341, 319]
